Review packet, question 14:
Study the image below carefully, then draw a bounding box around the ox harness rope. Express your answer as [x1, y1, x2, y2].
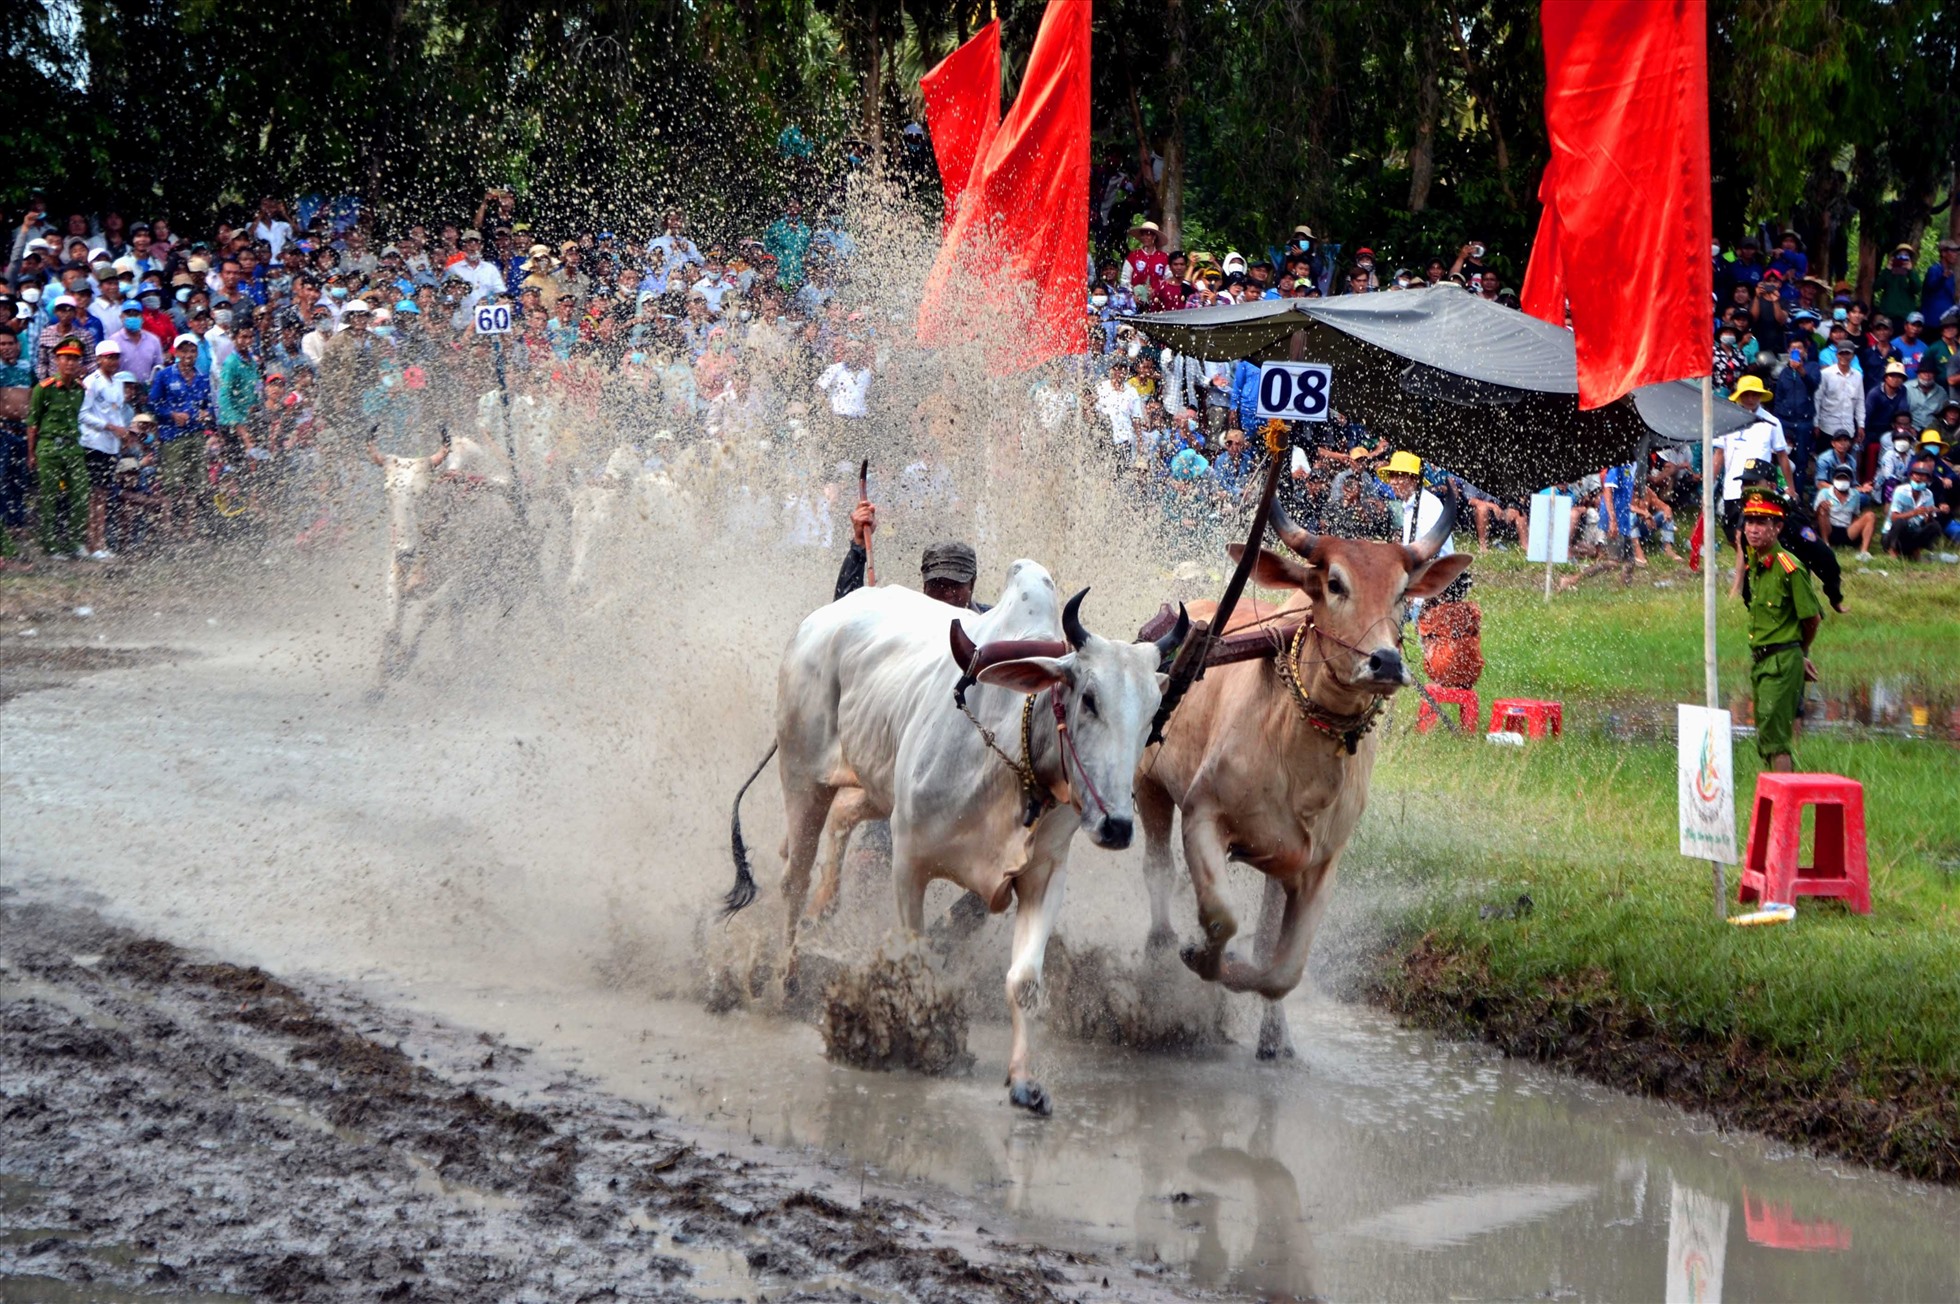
[1273, 619, 1390, 755]
[956, 690, 1112, 828]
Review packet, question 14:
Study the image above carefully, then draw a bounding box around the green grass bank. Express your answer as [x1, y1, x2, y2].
[1354, 549, 1960, 1182]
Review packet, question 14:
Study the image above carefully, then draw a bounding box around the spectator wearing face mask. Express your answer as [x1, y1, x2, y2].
[1905, 359, 1947, 431]
[1813, 468, 1878, 561]
[1884, 459, 1945, 559]
[1713, 323, 1747, 392]
[1771, 335, 1820, 488]
[1865, 361, 1912, 448]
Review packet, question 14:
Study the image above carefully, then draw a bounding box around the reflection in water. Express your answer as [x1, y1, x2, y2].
[1602, 677, 1957, 743]
[1166, 1097, 1318, 1301]
[1742, 1187, 1852, 1252]
[376, 980, 1960, 1303]
[1666, 1181, 1730, 1304]
[1346, 1181, 1595, 1249]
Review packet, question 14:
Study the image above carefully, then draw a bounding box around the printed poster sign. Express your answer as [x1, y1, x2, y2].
[1666, 1180, 1730, 1303]
[1677, 705, 1737, 864]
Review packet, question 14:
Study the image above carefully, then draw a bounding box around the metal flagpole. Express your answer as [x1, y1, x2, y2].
[1701, 373, 1717, 710]
[1701, 370, 1724, 917]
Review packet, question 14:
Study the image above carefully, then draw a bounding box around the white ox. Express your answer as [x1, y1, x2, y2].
[373, 422, 541, 682]
[726, 562, 1185, 1114]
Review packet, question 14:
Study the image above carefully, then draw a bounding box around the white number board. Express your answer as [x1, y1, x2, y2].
[473, 302, 512, 335]
[1254, 361, 1333, 422]
[1527, 491, 1573, 563]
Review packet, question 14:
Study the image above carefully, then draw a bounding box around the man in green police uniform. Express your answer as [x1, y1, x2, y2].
[1739, 491, 1822, 771]
[26, 338, 90, 559]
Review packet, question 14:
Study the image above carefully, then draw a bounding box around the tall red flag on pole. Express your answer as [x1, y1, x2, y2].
[917, 0, 1090, 370]
[1521, 0, 1711, 409]
[920, 21, 1001, 233]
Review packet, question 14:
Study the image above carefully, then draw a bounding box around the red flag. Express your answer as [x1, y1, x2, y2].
[920, 22, 1001, 232]
[1519, 163, 1565, 323]
[917, 0, 1090, 370]
[1524, 0, 1711, 409]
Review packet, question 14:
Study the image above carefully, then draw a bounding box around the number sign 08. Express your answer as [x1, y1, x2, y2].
[1254, 361, 1333, 422]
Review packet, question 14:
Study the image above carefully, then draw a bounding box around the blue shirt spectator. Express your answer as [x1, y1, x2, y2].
[148, 355, 213, 440]
[1602, 463, 1636, 536]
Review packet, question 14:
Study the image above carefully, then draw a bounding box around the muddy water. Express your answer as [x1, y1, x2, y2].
[5, 628, 1960, 1302]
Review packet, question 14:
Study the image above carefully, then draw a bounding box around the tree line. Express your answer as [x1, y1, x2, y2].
[5, 0, 1953, 297]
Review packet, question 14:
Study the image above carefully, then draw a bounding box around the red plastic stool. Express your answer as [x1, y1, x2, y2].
[1487, 698, 1563, 738]
[1416, 687, 1481, 734]
[1738, 773, 1870, 913]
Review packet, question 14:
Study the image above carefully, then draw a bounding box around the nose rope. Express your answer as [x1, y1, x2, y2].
[1275, 619, 1392, 755]
[1051, 693, 1113, 823]
[957, 688, 1110, 826]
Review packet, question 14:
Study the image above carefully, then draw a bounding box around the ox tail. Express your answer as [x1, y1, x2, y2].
[723, 743, 777, 917]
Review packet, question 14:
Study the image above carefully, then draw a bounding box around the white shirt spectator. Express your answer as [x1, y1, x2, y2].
[1718, 417, 1790, 501]
[1396, 487, 1457, 558]
[450, 254, 507, 309]
[649, 233, 704, 271]
[1814, 364, 1866, 437]
[1095, 380, 1143, 448]
[816, 361, 873, 419]
[79, 370, 131, 455]
[252, 218, 294, 257]
[691, 272, 736, 315]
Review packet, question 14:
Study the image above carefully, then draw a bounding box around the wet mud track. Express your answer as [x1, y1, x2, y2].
[0, 902, 1147, 1303]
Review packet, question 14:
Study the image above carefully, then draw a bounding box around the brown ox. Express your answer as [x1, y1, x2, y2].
[1136, 495, 1469, 1057]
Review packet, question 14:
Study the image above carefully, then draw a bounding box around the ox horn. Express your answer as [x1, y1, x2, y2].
[1270, 498, 1321, 556]
[1411, 483, 1458, 562]
[1062, 587, 1092, 650]
[1152, 603, 1192, 670]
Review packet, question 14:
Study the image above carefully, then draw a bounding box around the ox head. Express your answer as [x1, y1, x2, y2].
[949, 590, 1187, 850]
[1228, 491, 1472, 694]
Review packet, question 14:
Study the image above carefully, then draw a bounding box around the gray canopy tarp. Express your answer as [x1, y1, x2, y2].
[1121, 287, 1751, 495]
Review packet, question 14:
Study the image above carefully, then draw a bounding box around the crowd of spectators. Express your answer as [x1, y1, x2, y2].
[1082, 216, 1960, 566]
[0, 191, 882, 563]
[3, 190, 1956, 572]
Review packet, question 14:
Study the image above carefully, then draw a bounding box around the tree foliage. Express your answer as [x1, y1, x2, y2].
[4, 0, 1952, 290]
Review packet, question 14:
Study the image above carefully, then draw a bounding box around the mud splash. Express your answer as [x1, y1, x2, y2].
[821, 945, 973, 1076]
[1041, 936, 1231, 1052]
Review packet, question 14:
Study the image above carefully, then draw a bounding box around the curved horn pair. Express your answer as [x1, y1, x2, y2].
[1271, 483, 1455, 563]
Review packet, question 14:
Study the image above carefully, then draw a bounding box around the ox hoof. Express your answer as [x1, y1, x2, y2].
[1144, 926, 1179, 952]
[1008, 1079, 1052, 1117]
[1256, 1003, 1296, 1061]
[1179, 943, 1221, 981]
[1255, 1030, 1297, 1061]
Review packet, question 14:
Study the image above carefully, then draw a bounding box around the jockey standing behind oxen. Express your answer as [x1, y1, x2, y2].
[803, 493, 992, 922]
